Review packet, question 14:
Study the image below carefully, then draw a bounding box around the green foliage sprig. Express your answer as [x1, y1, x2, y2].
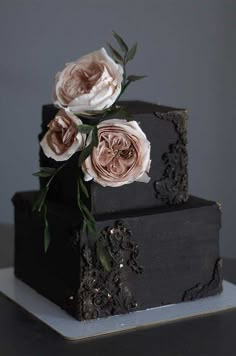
[107, 31, 147, 99]
[77, 125, 98, 167]
[76, 125, 112, 272]
[32, 163, 67, 252]
[32, 31, 145, 267]
[77, 177, 111, 272]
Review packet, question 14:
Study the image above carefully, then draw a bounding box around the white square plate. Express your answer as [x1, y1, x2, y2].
[0, 268, 236, 340]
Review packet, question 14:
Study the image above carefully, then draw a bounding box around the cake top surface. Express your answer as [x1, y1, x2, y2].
[43, 101, 186, 116]
[13, 191, 217, 222]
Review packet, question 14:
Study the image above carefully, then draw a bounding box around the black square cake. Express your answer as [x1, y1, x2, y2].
[12, 33, 223, 321]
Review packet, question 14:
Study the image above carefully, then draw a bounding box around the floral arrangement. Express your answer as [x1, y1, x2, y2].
[33, 32, 151, 269]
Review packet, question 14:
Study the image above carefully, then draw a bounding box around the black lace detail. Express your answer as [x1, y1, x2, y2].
[182, 258, 223, 301]
[99, 221, 143, 274]
[154, 111, 188, 205]
[68, 230, 80, 250]
[65, 221, 143, 321]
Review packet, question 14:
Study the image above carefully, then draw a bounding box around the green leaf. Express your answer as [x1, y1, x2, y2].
[77, 175, 96, 235]
[86, 219, 97, 236]
[33, 167, 57, 178]
[118, 106, 133, 120]
[126, 42, 138, 63]
[112, 31, 128, 53]
[33, 171, 53, 178]
[78, 141, 94, 167]
[77, 124, 94, 134]
[96, 241, 111, 272]
[40, 167, 57, 174]
[127, 75, 147, 82]
[32, 186, 49, 213]
[78, 127, 98, 166]
[106, 43, 123, 64]
[43, 204, 50, 253]
[81, 202, 96, 223]
[79, 177, 89, 198]
[82, 219, 87, 233]
[119, 81, 131, 98]
[92, 126, 99, 147]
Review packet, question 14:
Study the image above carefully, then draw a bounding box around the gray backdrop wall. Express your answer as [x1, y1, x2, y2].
[0, 0, 235, 257]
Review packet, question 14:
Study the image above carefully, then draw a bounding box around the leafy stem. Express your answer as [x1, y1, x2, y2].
[32, 162, 68, 252]
[119, 80, 131, 98]
[77, 172, 111, 272]
[32, 162, 67, 213]
[107, 31, 147, 100]
[122, 54, 127, 85]
[78, 125, 98, 167]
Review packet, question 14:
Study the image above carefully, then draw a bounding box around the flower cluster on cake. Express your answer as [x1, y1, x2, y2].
[33, 33, 150, 263]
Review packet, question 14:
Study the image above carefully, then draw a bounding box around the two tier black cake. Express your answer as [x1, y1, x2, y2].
[13, 34, 222, 321]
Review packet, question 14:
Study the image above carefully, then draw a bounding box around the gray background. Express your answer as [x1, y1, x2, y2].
[0, 0, 235, 257]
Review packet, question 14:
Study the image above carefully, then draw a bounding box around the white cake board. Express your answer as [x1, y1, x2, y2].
[0, 268, 236, 340]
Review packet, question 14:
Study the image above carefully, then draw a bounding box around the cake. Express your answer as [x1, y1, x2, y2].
[12, 33, 222, 321]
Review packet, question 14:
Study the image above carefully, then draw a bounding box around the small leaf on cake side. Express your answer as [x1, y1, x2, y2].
[97, 240, 112, 272]
[81, 202, 96, 224]
[92, 126, 99, 147]
[32, 186, 49, 213]
[79, 176, 89, 198]
[77, 175, 96, 236]
[33, 167, 57, 178]
[77, 124, 95, 134]
[85, 219, 97, 236]
[78, 126, 98, 166]
[78, 142, 94, 167]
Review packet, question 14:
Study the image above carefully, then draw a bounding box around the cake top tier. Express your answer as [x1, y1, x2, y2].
[39, 101, 188, 216]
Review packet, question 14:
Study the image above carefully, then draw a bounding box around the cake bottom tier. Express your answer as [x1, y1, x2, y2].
[13, 192, 223, 321]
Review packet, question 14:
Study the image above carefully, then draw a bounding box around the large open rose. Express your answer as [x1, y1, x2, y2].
[53, 48, 123, 114]
[40, 109, 86, 161]
[82, 119, 151, 187]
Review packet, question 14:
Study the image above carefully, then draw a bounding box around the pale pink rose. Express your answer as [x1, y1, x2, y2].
[40, 109, 86, 161]
[82, 119, 151, 187]
[53, 48, 123, 114]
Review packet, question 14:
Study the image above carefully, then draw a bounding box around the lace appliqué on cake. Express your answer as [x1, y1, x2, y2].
[65, 220, 143, 320]
[182, 258, 223, 301]
[154, 111, 188, 204]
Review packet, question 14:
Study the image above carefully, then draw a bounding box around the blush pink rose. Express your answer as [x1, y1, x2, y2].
[53, 48, 123, 114]
[40, 109, 86, 161]
[82, 119, 151, 187]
